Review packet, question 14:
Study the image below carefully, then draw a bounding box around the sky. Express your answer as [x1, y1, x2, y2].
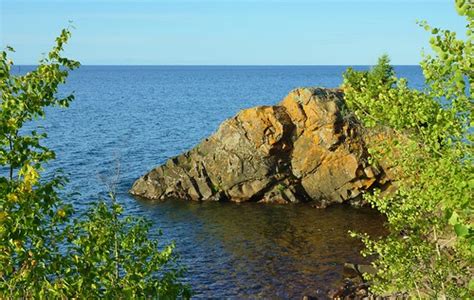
[0, 0, 467, 65]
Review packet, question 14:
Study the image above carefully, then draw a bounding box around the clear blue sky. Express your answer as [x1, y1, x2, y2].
[0, 0, 467, 65]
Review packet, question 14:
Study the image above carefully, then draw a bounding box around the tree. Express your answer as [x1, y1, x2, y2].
[0, 29, 191, 298]
[343, 1, 473, 298]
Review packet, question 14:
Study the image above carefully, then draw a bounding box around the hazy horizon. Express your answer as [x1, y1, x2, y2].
[12, 63, 421, 67]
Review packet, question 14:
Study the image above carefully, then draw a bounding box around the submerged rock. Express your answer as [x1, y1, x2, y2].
[130, 87, 391, 206]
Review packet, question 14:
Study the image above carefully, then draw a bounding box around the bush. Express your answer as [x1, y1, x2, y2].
[0, 29, 191, 298]
[343, 1, 473, 298]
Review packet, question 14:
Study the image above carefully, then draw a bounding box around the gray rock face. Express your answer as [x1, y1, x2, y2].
[130, 87, 390, 206]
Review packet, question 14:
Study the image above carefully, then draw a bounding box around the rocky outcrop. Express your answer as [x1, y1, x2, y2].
[130, 87, 391, 207]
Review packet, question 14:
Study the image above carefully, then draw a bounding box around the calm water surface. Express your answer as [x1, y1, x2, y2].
[14, 65, 423, 298]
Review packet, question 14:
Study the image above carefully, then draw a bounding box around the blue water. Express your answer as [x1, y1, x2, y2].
[12, 65, 423, 298]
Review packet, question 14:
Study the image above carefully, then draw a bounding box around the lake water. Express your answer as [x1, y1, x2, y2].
[13, 65, 423, 298]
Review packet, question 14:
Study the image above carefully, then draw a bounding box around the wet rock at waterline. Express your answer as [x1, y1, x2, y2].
[130, 87, 392, 206]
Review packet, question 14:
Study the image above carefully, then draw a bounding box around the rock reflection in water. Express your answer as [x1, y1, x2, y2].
[137, 199, 386, 298]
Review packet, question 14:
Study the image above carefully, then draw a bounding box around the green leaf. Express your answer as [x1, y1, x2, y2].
[454, 224, 469, 237]
[448, 211, 459, 225]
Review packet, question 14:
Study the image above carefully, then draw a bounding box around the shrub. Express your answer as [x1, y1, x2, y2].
[0, 29, 191, 298]
[343, 1, 473, 298]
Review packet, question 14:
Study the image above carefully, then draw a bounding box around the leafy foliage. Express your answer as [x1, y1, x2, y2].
[0, 29, 191, 298]
[65, 198, 190, 298]
[344, 1, 473, 298]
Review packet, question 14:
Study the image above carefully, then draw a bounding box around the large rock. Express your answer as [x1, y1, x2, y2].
[130, 87, 390, 206]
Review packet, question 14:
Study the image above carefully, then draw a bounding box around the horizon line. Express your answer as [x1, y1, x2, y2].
[14, 64, 420, 67]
